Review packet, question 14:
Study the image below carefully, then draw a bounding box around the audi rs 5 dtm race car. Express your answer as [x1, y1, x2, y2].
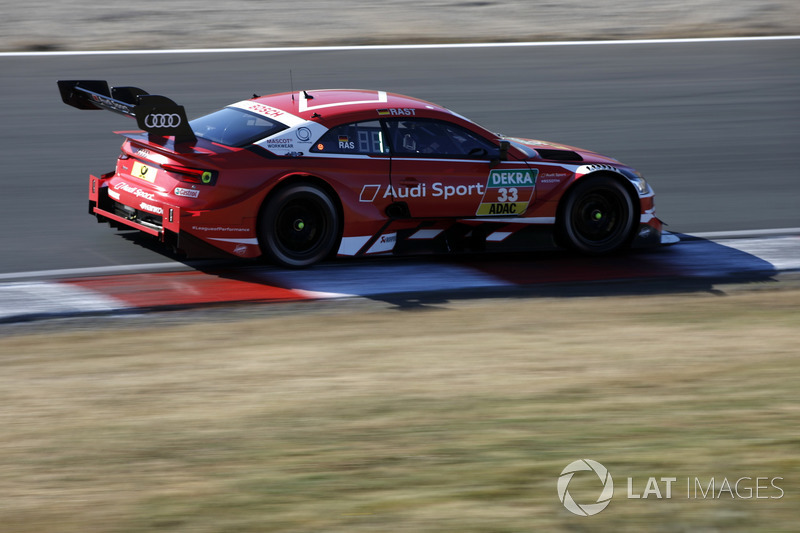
[58, 80, 673, 268]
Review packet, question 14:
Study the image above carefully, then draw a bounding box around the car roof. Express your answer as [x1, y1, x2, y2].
[251, 89, 447, 121]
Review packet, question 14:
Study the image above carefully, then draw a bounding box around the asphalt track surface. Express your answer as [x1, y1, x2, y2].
[1, 38, 798, 276]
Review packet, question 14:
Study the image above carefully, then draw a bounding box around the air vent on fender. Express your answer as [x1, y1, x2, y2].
[536, 149, 583, 162]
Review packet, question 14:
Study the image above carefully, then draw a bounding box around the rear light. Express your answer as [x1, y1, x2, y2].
[161, 164, 218, 185]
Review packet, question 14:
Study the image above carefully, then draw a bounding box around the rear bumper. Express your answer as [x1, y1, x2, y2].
[89, 174, 181, 240]
[89, 173, 263, 258]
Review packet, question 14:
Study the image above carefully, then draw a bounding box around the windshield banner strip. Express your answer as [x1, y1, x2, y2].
[229, 100, 305, 128]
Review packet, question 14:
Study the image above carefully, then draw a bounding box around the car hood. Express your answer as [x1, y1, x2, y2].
[505, 136, 621, 165]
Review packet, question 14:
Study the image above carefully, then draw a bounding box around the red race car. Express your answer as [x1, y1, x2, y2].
[59, 80, 672, 267]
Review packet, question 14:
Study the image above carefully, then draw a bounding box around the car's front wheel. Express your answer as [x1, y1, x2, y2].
[259, 183, 340, 268]
[558, 175, 636, 254]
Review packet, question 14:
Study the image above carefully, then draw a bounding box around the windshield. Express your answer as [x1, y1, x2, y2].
[190, 108, 287, 147]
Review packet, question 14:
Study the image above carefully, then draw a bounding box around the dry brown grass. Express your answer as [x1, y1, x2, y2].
[1, 288, 798, 532]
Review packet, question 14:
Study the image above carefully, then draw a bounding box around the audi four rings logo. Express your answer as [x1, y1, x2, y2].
[144, 113, 182, 128]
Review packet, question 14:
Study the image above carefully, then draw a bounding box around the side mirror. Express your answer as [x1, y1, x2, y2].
[499, 140, 510, 161]
[491, 140, 510, 166]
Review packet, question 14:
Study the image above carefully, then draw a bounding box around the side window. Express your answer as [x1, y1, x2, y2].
[311, 120, 388, 155]
[385, 119, 496, 158]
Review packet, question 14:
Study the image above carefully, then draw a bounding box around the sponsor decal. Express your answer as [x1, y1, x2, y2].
[91, 93, 134, 114]
[539, 170, 573, 184]
[139, 202, 164, 215]
[108, 189, 121, 200]
[297, 127, 312, 142]
[476, 168, 537, 216]
[478, 202, 526, 215]
[359, 184, 381, 202]
[191, 226, 249, 232]
[173, 187, 200, 198]
[265, 137, 294, 150]
[242, 102, 288, 120]
[377, 108, 416, 116]
[230, 100, 304, 129]
[358, 182, 485, 202]
[131, 161, 157, 183]
[367, 232, 397, 254]
[487, 169, 536, 187]
[136, 148, 151, 159]
[233, 244, 248, 255]
[114, 182, 156, 201]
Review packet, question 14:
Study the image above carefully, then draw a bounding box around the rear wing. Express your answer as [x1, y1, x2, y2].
[57, 80, 196, 143]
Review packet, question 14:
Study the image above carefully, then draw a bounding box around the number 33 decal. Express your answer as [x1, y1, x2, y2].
[497, 187, 518, 202]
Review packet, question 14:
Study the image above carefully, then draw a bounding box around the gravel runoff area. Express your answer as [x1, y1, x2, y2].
[2, 0, 799, 52]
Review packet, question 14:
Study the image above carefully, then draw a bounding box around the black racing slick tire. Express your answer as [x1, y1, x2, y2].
[558, 175, 636, 255]
[259, 184, 340, 268]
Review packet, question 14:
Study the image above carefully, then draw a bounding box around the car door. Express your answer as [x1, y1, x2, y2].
[385, 118, 536, 218]
[308, 119, 392, 211]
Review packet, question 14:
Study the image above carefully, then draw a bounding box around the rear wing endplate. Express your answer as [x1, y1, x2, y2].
[57, 80, 196, 143]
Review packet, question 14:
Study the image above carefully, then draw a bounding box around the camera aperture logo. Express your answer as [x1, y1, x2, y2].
[557, 459, 614, 516]
[557, 460, 785, 517]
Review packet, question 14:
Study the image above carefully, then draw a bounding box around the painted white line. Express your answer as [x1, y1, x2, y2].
[715, 237, 800, 272]
[2, 36, 799, 57]
[0, 262, 192, 282]
[688, 228, 800, 239]
[0, 282, 128, 320]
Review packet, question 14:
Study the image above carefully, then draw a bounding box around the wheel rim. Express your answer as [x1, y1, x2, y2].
[570, 187, 629, 246]
[274, 199, 327, 256]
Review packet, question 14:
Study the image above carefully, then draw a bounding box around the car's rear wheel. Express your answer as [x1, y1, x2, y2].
[259, 183, 340, 268]
[558, 175, 636, 254]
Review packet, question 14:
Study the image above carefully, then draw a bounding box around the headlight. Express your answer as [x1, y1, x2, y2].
[622, 169, 652, 195]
